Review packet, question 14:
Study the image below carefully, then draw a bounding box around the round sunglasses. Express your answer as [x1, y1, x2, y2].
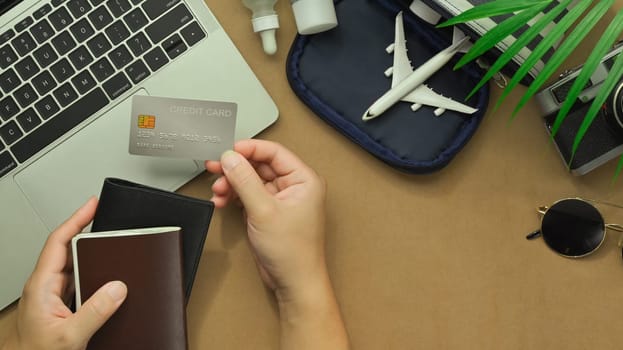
[526, 198, 623, 258]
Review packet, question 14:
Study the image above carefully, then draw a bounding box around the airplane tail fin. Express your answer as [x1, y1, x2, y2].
[451, 27, 472, 54]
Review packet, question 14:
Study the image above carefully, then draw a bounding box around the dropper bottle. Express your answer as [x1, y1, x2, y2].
[242, 0, 279, 55]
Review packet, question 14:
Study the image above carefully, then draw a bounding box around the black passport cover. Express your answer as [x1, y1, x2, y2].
[91, 177, 214, 302]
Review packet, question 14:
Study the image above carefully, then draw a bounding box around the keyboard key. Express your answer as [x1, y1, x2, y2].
[68, 45, 93, 70]
[125, 59, 150, 84]
[71, 70, 96, 94]
[32, 71, 58, 95]
[0, 96, 19, 121]
[107, 0, 132, 17]
[88, 5, 113, 30]
[126, 32, 151, 56]
[131, 0, 143, 4]
[0, 45, 18, 69]
[52, 0, 67, 7]
[14, 17, 34, 33]
[108, 44, 132, 69]
[162, 34, 186, 60]
[105, 20, 130, 45]
[142, 0, 180, 20]
[12, 88, 109, 163]
[32, 43, 59, 68]
[15, 56, 40, 80]
[90, 57, 114, 81]
[70, 18, 95, 43]
[16, 108, 42, 133]
[14, 56, 40, 81]
[30, 19, 55, 43]
[87, 33, 112, 57]
[90, 0, 106, 6]
[102, 72, 131, 99]
[123, 8, 149, 32]
[0, 120, 23, 145]
[145, 4, 192, 45]
[51, 30, 77, 55]
[48, 7, 74, 31]
[0, 69, 21, 94]
[0, 151, 17, 178]
[33, 3, 53, 20]
[0, 29, 16, 46]
[11, 32, 37, 56]
[50, 58, 75, 83]
[14, 84, 38, 108]
[180, 22, 206, 47]
[35, 95, 60, 119]
[143, 46, 168, 71]
[53, 83, 78, 107]
[67, 0, 92, 19]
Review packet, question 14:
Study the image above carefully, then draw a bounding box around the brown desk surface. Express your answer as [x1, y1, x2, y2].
[3, 1, 623, 349]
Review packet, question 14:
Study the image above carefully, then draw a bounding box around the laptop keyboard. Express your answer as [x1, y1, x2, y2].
[0, 0, 207, 179]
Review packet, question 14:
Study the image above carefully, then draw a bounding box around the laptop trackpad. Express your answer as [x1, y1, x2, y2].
[15, 89, 201, 231]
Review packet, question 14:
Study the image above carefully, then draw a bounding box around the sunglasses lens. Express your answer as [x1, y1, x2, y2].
[541, 199, 605, 257]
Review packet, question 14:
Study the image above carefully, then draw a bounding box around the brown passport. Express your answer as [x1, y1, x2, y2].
[71, 227, 188, 350]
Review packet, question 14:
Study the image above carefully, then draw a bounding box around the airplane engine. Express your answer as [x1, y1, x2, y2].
[384, 67, 394, 77]
[386, 43, 395, 54]
[434, 108, 446, 116]
[410, 103, 422, 112]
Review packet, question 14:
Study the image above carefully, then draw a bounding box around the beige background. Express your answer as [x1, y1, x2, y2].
[3, 1, 623, 349]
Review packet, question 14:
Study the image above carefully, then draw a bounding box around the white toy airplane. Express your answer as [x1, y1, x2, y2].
[362, 12, 478, 121]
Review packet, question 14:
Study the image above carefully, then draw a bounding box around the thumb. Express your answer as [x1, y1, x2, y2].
[220, 150, 272, 214]
[70, 281, 127, 343]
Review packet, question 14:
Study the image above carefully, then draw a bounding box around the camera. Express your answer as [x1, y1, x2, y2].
[535, 42, 623, 175]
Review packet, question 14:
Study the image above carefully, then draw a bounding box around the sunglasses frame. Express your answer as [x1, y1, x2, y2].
[527, 197, 623, 258]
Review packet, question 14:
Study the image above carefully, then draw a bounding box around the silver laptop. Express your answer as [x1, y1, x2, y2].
[0, 0, 278, 309]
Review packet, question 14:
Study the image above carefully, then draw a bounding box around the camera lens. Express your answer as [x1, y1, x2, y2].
[604, 80, 623, 137]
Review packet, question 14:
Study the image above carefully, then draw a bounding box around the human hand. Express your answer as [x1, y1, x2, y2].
[2, 198, 127, 350]
[206, 140, 350, 350]
[205, 139, 328, 299]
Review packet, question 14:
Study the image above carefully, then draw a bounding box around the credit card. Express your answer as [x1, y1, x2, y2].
[129, 95, 236, 160]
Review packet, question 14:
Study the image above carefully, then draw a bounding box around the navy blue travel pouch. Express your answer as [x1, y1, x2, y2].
[286, 0, 490, 173]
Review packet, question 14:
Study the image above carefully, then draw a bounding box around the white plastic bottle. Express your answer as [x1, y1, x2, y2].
[242, 0, 280, 55]
[290, 0, 338, 35]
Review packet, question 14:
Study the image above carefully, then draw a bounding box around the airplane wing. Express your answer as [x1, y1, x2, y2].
[401, 84, 478, 114]
[390, 12, 414, 88]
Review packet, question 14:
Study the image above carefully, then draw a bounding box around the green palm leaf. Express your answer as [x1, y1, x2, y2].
[464, 0, 573, 101]
[444, 0, 623, 178]
[571, 53, 623, 162]
[497, 0, 592, 113]
[437, 0, 551, 27]
[552, 6, 623, 144]
[452, 2, 550, 71]
[615, 156, 623, 182]
[513, 0, 614, 120]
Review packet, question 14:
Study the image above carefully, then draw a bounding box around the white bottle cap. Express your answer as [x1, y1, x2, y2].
[259, 29, 277, 55]
[292, 0, 338, 35]
[252, 14, 279, 55]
